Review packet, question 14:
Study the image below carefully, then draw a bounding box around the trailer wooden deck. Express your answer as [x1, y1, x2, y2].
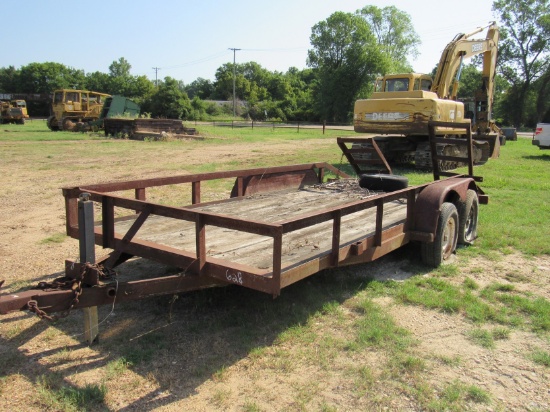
[111, 182, 408, 275]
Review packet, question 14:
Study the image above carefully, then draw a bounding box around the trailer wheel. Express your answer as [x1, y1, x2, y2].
[457, 190, 478, 245]
[421, 202, 459, 267]
[359, 174, 408, 192]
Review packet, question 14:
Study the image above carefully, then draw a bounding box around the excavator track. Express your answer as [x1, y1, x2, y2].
[352, 137, 490, 171]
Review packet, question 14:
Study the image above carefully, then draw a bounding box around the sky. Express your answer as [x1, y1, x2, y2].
[4, 0, 498, 85]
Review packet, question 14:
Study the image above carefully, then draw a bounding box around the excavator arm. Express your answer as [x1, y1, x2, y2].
[431, 23, 499, 133]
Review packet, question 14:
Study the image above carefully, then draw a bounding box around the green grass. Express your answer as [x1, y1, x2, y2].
[468, 328, 496, 348]
[347, 297, 412, 352]
[36, 374, 107, 412]
[105, 357, 132, 379]
[530, 349, 550, 367]
[0, 120, 95, 141]
[427, 380, 491, 411]
[390, 139, 550, 257]
[370, 276, 550, 333]
[120, 332, 165, 365]
[453, 138, 550, 255]
[40, 232, 67, 244]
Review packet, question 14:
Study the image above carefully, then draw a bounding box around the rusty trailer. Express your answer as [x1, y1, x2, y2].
[0, 130, 487, 342]
[0, 164, 485, 311]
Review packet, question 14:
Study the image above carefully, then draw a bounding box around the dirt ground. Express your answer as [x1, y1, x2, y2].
[0, 133, 549, 411]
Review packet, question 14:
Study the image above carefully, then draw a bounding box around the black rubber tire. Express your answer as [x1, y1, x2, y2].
[457, 189, 479, 245]
[421, 202, 459, 267]
[359, 174, 408, 192]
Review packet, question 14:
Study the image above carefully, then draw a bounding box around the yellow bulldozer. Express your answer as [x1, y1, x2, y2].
[353, 22, 501, 169]
[1, 99, 29, 124]
[47, 89, 110, 131]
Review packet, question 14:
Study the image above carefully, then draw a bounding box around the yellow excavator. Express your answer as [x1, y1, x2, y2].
[353, 22, 500, 169]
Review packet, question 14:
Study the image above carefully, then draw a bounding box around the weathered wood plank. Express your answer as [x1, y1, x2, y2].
[110, 185, 408, 271]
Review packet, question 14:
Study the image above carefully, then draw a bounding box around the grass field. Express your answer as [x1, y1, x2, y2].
[0, 121, 549, 411]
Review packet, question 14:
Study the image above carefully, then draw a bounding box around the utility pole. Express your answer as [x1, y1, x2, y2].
[152, 67, 161, 87]
[228, 48, 240, 117]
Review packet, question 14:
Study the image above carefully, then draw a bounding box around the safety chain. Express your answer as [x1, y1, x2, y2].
[27, 263, 117, 322]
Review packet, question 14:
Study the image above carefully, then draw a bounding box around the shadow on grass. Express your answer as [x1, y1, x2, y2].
[1, 244, 424, 410]
[523, 153, 550, 161]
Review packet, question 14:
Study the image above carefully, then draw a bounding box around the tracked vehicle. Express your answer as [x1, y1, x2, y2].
[354, 23, 501, 169]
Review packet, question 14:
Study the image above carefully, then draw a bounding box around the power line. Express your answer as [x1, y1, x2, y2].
[161, 50, 231, 70]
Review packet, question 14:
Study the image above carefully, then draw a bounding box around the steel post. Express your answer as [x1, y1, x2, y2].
[78, 193, 99, 344]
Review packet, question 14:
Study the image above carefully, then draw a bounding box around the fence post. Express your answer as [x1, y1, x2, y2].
[78, 193, 99, 345]
[297, 122, 300, 133]
[323, 120, 326, 135]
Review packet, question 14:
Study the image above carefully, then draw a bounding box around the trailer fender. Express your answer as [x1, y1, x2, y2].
[413, 178, 476, 236]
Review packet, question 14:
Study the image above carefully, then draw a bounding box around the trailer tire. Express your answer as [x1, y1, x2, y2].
[359, 174, 408, 192]
[421, 202, 459, 267]
[457, 190, 478, 245]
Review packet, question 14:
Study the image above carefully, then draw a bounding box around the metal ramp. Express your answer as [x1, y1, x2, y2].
[427, 121, 483, 183]
[337, 137, 392, 175]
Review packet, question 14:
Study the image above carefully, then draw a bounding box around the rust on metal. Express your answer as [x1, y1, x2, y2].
[337, 137, 392, 175]
[0, 162, 486, 318]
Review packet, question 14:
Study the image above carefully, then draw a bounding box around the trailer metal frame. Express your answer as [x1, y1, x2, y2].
[1, 161, 483, 317]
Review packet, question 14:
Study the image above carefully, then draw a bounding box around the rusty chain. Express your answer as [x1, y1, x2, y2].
[27, 263, 117, 322]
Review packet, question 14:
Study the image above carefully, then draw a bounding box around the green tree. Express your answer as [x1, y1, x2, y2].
[456, 62, 509, 124]
[493, 0, 550, 126]
[185, 77, 214, 99]
[128, 75, 155, 100]
[86, 58, 154, 99]
[143, 76, 192, 119]
[85, 71, 111, 93]
[18, 62, 86, 93]
[109, 57, 132, 77]
[0, 66, 20, 93]
[357, 5, 420, 72]
[534, 67, 550, 121]
[189, 96, 208, 120]
[307, 11, 388, 122]
[107, 57, 136, 96]
[213, 62, 270, 103]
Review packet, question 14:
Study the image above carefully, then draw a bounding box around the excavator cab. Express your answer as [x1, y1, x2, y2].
[372, 73, 434, 94]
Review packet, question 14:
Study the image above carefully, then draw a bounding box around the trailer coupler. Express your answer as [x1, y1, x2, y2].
[0, 263, 116, 319]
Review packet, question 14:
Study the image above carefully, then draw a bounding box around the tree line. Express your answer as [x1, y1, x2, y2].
[1, 1, 549, 128]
